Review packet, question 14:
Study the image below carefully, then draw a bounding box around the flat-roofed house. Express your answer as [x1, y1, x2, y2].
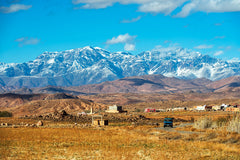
[226, 107, 240, 112]
[105, 105, 125, 113]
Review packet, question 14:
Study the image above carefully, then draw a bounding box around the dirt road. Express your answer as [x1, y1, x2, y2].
[156, 123, 202, 134]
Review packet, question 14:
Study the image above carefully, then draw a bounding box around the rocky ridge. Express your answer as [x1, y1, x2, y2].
[1, 46, 240, 91]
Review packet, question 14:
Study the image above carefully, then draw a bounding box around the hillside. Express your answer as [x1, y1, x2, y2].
[207, 76, 240, 92]
[0, 93, 106, 117]
[67, 74, 212, 94]
[4, 74, 240, 95]
[1, 74, 240, 117]
[7, 99, 106, 117]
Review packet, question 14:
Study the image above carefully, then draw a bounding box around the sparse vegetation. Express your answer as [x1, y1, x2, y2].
[1, 123, 240, 159]
[1, 112, 240, 159]
[1, 92, 240, 159]
[0, 111, 12, 117]
[216, 116, 230, 127]
[135, 108, 142, 112]
[227, 115, 240, 133]
[193, 114, 240, 135]
[194, 116, 213, 129]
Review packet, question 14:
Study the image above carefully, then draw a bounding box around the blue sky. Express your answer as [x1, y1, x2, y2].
[0, 0, 240, 63]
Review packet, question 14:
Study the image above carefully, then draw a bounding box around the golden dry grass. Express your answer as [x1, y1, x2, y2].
[1, 122, 240, 160]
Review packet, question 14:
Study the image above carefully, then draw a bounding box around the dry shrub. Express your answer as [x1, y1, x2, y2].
[215, 117, 230, 127]
[227, 115, 240, 133]
[184, 133, 199, 141]
[194, 116, 213, 129]
[215, 132, 240, 144]
[164, 133, 182, 140]
[206, 131, 217, 140]
[1, 125, 240, 159]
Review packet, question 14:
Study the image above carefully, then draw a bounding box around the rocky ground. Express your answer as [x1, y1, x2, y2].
[0, 109, 196, 130]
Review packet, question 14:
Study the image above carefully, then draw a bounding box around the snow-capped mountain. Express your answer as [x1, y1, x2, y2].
[0, 46, 240, 89]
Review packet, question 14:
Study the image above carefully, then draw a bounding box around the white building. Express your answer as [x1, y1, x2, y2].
[105, 105, 124, 113]
[195, 105, 206, 111]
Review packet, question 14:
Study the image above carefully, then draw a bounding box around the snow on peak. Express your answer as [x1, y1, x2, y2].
[66, 49, 75, 52]
[148, 47, 202, 59]
[151, 46, 181, 52]
[1, 46, 240, 88]
[94, 47, 105, 50]
[82, 46, 94, 51]
[227, 58, 240, 63]
[47, 58, 55, 64]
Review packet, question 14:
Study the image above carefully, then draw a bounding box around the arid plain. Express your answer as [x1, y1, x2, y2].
[1, 89, 240, 159]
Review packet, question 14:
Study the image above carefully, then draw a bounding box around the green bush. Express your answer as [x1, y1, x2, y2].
[135, 109, 142, 112]
[0, 111, 13, 117]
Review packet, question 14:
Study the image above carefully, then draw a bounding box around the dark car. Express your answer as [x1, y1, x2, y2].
[164, 118, 173, 128]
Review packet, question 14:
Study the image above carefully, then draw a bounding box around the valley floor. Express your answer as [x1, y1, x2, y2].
[1, 112, 240, 160]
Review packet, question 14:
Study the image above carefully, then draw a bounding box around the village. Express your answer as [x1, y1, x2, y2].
[144, 103, 240, 112]
[1, 102, 240, 159]
[74, 103, 240, 127]
[77, 103, 240, 115]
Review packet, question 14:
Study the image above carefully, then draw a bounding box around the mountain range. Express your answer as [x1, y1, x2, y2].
[6, 74, 240, 95]
[1, 46, 240, 92]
